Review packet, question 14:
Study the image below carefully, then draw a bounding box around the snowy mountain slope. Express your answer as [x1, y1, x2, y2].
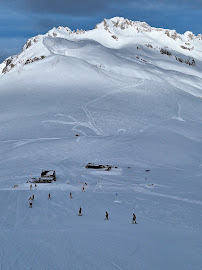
[0, 17, 202, 270]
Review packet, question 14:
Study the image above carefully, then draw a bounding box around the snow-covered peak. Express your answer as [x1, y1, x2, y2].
[28, 17, 202, 44]
[96, 17, 152, 33]
[94, 17, 201, 41]
[1, 16, 202, 75]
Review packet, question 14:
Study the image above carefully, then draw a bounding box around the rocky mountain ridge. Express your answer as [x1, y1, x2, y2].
[0, 17, 202, 75]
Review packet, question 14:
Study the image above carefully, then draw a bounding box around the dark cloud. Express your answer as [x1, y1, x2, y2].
[2, 0, 128, 15]
[2, 0, 202, 16]
[28, 0, 106, 15]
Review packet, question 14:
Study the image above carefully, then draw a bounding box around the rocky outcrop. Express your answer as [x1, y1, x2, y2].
[2, 55, 46, 74]
[160, 48, 172, 56]
[24, 56, 45, 65]
[2, 58, 15, 74]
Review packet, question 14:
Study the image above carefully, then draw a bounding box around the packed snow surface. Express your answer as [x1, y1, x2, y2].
[0, 17, 202, 270]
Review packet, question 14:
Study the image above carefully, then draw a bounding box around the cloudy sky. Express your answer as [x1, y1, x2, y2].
[0, 0, 202, 62]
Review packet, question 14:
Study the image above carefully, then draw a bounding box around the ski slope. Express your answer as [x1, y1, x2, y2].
[0, 17, 202, 270]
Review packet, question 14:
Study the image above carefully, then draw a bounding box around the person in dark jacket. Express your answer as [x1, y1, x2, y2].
[29, 197, 32, 208]
[105, 211, 109, 220]
[132, 213, 137, 224]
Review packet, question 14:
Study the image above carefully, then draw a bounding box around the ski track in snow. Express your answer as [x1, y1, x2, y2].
[133, 186, 202, 205]
[0, 137, 70, 144]
[80, 79, 145, 137]
[82, 104, 104, 136]
[89, 249, 124, 270]
[172, 101, 185, 122]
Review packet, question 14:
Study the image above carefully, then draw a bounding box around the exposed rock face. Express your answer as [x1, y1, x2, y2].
[160, 48, 172, 56]
[175, 57, 196, 66]
[24, 56, 46, 65]
[2, 57, 14, 74]
[180, 45, 194, 51]
[23, 36, 40, 51]
[2, 55, 46, 74]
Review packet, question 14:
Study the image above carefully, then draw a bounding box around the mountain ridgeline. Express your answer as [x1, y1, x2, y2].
[0, 17, 201, 75]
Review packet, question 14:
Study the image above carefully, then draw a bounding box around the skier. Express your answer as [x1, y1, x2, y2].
[132, 213, 137, 224]
[105, 211, 109, 220]
[35, 184, 37, 189]
[29, 198, 32, 208]
[78, 207, 82, 216]
[32, 194, 34, 200]
[82, 186, 85, 192]
[48, 193, 51, 199]
[70, 192, 72, 199]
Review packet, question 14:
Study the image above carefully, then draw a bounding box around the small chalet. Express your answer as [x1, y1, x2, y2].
[85, 163, 112, 171]
[39, 170, 56, 182]
[31, 170, 56, 183]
